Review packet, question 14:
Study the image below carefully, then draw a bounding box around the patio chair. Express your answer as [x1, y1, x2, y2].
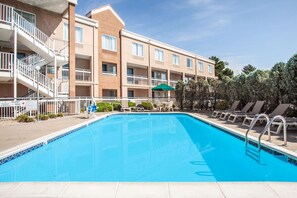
[228, 101, 265, 123]
[242, 103, 291, 127]
[270, 116, 297, 134]
[220, 102, 254, 120]
[121, 101, 132, 112]
[164, 101, 174, 112]
[153, 100, 163, 112]
[211, 100, 240, 118]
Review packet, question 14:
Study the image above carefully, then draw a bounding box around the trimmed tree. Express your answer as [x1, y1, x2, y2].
[175, 80, 185, 110]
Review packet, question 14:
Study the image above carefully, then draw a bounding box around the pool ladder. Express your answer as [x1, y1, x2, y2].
[245, 114, 287, 162]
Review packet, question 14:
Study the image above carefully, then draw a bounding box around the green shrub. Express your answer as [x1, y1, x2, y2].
[215, 100, 229, 110]
[57, 113, 64, 117]
[112, 101, 121, 111]
[80, 108, 85, 113]
[141, 102, 153, 110]
[48, 113, 57, 119]
[16, 114, 34, 123]
[128, 102, 136, 107]
[36, 114, 49, 120]
[96, 102, 112, 112]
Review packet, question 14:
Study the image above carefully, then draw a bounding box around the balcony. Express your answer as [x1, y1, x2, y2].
[75, 69, 91, 81]
[127, 75, 148, 85]
[170, 80, 179, 88]
[151, 78, 167, 86]
[102, 70, 116, 76]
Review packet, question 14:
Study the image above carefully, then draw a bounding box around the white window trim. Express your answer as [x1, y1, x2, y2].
[172, 54, 179, 66]
[63, 23, 68, 41]
[155, 49, 164, 62]
[187, 58, 193, 69]
[75, 26, 83, 44]
[199, 62, 204, 72]
[208, 65, 213, 74]
[132, 42, 144, 57]
[15, 9, 36, 25]
[102, 34, 117, 52]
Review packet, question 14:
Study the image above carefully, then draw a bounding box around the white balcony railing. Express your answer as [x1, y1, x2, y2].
[102, 70, 116, 75]
[58, 79, 69, 95]
[0, 3, 13, 24]
[20, 53, 44, 66]
[151, 78, 167, 86]
[0, 52, 13, 71]
[127, 75, 148, 85]
[170, 80, 179, 88]
[76, 69, 91, 81]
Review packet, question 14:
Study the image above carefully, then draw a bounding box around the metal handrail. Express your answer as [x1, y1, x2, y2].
[245, 113, 270, 146]
[259, 115, 287, 147]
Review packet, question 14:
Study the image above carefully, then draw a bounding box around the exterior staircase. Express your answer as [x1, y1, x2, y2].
[0, 3, 70, 97]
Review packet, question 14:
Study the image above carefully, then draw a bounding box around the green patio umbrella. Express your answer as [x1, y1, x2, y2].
[152, 83, 175, 91]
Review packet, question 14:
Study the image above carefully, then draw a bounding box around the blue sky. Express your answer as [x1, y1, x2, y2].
[77, 0, 297, 74]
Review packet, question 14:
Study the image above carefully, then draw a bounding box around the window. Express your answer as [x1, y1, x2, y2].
[152, 71, 166, 80]
[75, 27, 83, 43]
[62, 64, 69, 80]
[187, 58, 193, 68]
[132, 43, 143, 57]
[63, 23, 68, 41]
[15, 9, 36, 25]
[128, 90, 134, 98]
[102, 34, 116, 51]
[127, 68, 134, 76]
[108, 90, 116, 97]
[199, 62, 204, 71]
[172, 54, 179, 65]
[47, 66, 55, 74]
[155, 49, 164, 62]
[64, 24, 84, 44]
[208, 65, 213, 73]
[102, 63, 117, 75]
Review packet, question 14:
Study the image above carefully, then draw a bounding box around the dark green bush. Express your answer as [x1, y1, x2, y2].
[96, 102, 112, 112]
[112, 101, 121, 111]
[128, 102, 136, 107]
[16, 114, 34, 123]
[48, 113, 57, 119]
[215, 100, 229, 110]
[36, 114, 49, 120]
[57, 113, 64, 117]
[141, 102, 153, 110]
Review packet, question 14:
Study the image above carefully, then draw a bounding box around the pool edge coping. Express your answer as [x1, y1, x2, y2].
[0, 112, 297, 165]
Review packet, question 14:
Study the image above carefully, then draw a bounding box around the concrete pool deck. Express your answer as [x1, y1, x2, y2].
[0, 182, 297, 197]
[0, 112, 297, 197]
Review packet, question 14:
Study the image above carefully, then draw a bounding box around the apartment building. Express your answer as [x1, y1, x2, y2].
[0, 1, 215, 100]
[121, 30, 215, 99]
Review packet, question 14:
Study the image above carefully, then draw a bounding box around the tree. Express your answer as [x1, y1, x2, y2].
[242, 64, 256, 75]
[269, 62, 286, 110]
[221, 68, 234, 78]
[209, 56, 229, 80]
[175, 80, 185, 109]
[208, 78, 221, 109]
[184, 80, 197, 110]
[195, 78, 209, 110]
[285, 54, 297, 106]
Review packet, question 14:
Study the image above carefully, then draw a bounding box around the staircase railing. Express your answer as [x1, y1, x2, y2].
[17, 59, 54, 92]
[13, 11, 55, 52]
[1, 3, 69, 59]
[20, 53, 45, 66]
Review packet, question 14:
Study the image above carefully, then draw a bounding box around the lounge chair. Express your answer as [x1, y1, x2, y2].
[220, 102, 254, 120]
[211, 100, 240, 118]
[242, 103, 291, 127]
[271, 116, 297, 134]
[121, 101, 132, 112]
[228, 101, 265, 123]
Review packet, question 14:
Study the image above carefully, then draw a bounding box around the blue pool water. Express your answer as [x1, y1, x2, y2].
[0, 114, 297, 182]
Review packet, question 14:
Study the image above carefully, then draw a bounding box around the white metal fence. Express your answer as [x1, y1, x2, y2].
[0, 97, 176, 120]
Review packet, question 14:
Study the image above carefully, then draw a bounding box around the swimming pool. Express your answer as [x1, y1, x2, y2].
[0, 113, 296, 182]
